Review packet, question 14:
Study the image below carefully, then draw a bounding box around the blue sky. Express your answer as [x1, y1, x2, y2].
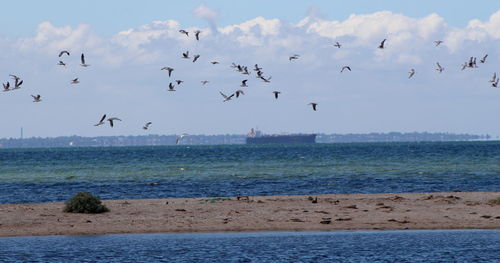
[0, 1, 499, 138]
[1, 0, 498, 36]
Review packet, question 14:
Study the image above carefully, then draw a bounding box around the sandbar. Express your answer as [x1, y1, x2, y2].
[0, 192, 499, 237]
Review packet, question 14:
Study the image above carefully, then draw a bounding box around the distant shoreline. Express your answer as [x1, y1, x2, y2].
[0, 132, 491, 148]
[1, 192, 498, 237]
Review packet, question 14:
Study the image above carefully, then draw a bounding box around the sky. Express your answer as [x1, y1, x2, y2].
[0, 1, 499, 138]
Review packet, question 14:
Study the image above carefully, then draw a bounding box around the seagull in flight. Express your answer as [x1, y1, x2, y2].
[13, 78, 23, 89]
[80, 53, 90, 67]
[143, 122, 152, 130]
[94, 114, 107, 126]
[161, 67, 174, 77]
[378, 39, 387, 49]
[175, 80, 184, 85]
[272, 91, 281, 99]
[179, 29, 189, 36]
[235, 90, 244, 98]
[58, 50, 70, 57]
[3, 82, 10, 92]
[254, 64, 262, 71]
[220, 91, 235, 102]
[408, 69, 416, 79]
[107, 117, 122, 127]
[31, 94, 41, 102]
[240, 79, 248, 87]
[434, 40, 443, 46]
[201, 80, 209, 85]
[480, 54, 488, 63]
[341, 66, 351, 73]
[334, 42, 341, 48]
[436, 62, 444, 73]
[309, 103, 318, 111]
[182, 51, 190, 59]
[192, 54, 200, 63]
[194, 30, 201, 41]
[210, 61, 219, 64]
[168, 82, 176, 91]
[9, 74, 20, 81]
[71, 78, 79, 84]
[57, 61, 66, 67]
[289, 54, 300, 61]
[492, 78, 499, 88]
[260, 76, 272, 83]
[176, 133, 189, 145]
[489, 73, 497, 83]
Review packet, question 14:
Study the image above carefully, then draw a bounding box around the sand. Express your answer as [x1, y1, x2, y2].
[0, 192, 499, 237]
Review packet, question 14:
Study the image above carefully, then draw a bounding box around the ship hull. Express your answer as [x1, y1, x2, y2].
[246, 134, 316, 144]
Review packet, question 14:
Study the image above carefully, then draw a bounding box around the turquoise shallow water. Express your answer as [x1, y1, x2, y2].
[1, 230, 499, 262]
[1, 142, 499, 204]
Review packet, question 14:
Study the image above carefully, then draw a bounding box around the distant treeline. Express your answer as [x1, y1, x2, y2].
[0, 132, 491, 148]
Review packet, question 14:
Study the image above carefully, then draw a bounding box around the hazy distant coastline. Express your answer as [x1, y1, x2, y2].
[0, 132, 490, 148]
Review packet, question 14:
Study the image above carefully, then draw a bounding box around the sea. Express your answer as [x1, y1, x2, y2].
[1, 141, 499, 262]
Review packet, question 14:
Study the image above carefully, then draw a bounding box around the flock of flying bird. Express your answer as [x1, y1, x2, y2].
[1, 29, 498, 138]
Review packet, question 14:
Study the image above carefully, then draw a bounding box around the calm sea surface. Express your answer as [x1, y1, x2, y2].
[1, 141, 500, 204]
[0, 230, 499, 262]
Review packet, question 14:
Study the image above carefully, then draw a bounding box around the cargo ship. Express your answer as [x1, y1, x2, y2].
[246, 128, 316, 144]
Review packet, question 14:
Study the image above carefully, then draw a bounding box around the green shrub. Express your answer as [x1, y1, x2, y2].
[64, 192, 110, 214]
[491, 197, 500, 205]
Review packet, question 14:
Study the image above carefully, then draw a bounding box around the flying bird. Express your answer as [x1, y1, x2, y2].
[240, 79, 248, 87]
[176, 133, 189, 145]
[309, 103, 318, 111]
[489, 73, 497, 83]
[289, 54, 300, 61]
[272, 91, 281, 99]
[9, 74, 20, 81]
[260, 76, 272, 83]
[182, 51, 190, 59]
[31, 94, 41, 102]
[434, 40, 443, 46]
[143, 122, 152, 130]
[341, 66, 351, 73]
[107, 117, 122, 127]
[408, 69, 416, 79]
[235, 90, 244, 98]
[161, 67, 174, 77]
[201, 80, 209, 85]
[220, 91, 235, 102]
[13, 79, 23, 89]
[378, 39, 387, 49]
[480, 54, 488, 63]
[194, 30, 201, 41]
[436, 62, 444, 73]
[254, 64, 262, 71]
[71, 78, 79, 84]
[179, 29, 189, 36]
[58, 50, 70, 57]
[2, 82, 10, 92]
[334, 42, 341, 48]
[175, 80, 184, 85]
[94, 114, 107, 126]
[80, 53, 90, 67]
[58, 61, 66, 67]
[492, 78, 499, 88]
[210, 61, 219, 64]
[192, 54, 200, 63]
[168, 82, 176, 91]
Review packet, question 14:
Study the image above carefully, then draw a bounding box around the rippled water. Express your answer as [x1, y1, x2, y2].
[0, 230, 499, 262]
[1, 142, 500, 204]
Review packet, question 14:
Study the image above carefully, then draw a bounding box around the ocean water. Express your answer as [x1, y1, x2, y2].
[0, 230, 499, 262]
[1, 141, 500, 204]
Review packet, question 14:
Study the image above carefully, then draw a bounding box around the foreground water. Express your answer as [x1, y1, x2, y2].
[1, 142, 500, 204]
[0, 230, 498, 262]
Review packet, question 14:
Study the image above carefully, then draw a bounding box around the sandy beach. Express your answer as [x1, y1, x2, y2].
[0, 192, 499, 237]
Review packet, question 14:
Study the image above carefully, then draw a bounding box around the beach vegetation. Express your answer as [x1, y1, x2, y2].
[64, 192, 110, 213]
[491, 197, 500, 205]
